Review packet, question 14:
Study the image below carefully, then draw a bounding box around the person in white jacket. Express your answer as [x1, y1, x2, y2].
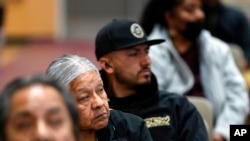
[140, 0, 249, 140]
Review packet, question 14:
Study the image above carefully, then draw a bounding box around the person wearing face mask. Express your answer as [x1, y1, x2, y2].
[140, 0, 249, 141]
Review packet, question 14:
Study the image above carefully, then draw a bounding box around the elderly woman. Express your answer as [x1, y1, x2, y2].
[46, 54, 152, 141]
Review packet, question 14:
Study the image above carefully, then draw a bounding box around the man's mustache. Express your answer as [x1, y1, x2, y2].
[138, 67, 151, 73]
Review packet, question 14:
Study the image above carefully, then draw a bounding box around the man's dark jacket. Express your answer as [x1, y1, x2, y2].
[100, 70, 209, 141]
[97, 109, 153, 141]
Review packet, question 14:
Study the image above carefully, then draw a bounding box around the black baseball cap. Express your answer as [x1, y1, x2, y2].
[95, 19, 165, 60]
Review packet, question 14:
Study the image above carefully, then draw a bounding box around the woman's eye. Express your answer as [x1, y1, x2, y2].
[185, 7, 195, 13]
[49, 118, 63, 128]
[16, 121, 32, 130]
[79, 96, 89, 102]
[97, 88, 104, 94]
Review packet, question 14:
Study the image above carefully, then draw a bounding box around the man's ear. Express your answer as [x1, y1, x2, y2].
[99, 57, 114, 74]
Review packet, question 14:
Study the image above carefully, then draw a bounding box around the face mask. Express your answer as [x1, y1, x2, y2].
[182, 21, 204, 41]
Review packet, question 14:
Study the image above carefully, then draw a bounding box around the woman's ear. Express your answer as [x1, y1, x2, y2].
[99, 58, 114, 74]
[164, 12, 177, 37]
[164, 12, 173, 27]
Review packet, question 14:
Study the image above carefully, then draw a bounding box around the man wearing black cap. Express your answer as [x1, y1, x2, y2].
[95, 19, 208, 141]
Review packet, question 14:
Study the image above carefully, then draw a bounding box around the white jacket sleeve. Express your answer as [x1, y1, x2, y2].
[212, 41, 249, 140]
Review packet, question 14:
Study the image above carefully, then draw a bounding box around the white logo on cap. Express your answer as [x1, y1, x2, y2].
[130, 23, 144, 38]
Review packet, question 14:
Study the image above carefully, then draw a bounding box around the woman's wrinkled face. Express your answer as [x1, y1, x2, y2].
[5, 84, 76, 141]
[70, 71, 110, 131]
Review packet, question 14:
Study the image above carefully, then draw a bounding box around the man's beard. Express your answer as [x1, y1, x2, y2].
[114, 70, 151, 89]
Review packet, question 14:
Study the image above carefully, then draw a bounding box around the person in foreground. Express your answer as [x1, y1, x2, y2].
[95, 19, 208, 141]
[46, 54, 153, 141]
[0, 75, 79, 141]
[140, 0, 250, 140]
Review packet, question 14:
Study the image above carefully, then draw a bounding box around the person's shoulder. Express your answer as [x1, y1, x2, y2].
[221, 4, 248, 20]
[158, 92, 190, 105]
[157, 92, 198, 114]
[223, 5, 245, 15]
[109, 109, 146, 136]
[159, 91, 185, 99]
[200, 30, 230, 53]
[109, 109, 153, 141]
[148, 24, 164, 39]
[110, 109, 144, 123]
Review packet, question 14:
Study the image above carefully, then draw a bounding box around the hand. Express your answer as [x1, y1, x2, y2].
[213, 133, 226, 141]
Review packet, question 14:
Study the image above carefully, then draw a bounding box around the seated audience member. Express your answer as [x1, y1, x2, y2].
[46, 54, 153, 141]
[202, 0, 250, 63]
[230, 44, 248, 72]
[230, 44, 250, 93]
[95, 19, 208, 141]
[140, 0, 249, 140]
[0, 75, 79, 141]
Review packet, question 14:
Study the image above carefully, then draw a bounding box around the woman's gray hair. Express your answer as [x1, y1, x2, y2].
[46, 54, 99, 85]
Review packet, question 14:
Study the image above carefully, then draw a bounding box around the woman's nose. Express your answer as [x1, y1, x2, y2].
[34, 120, 50, 141]
[195, 8, 205, 21]
[92, 94, 104, 109]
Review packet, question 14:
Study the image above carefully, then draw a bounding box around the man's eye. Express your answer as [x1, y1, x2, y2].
[129, 54, 137, 57]
[128, 52, 138, 56]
